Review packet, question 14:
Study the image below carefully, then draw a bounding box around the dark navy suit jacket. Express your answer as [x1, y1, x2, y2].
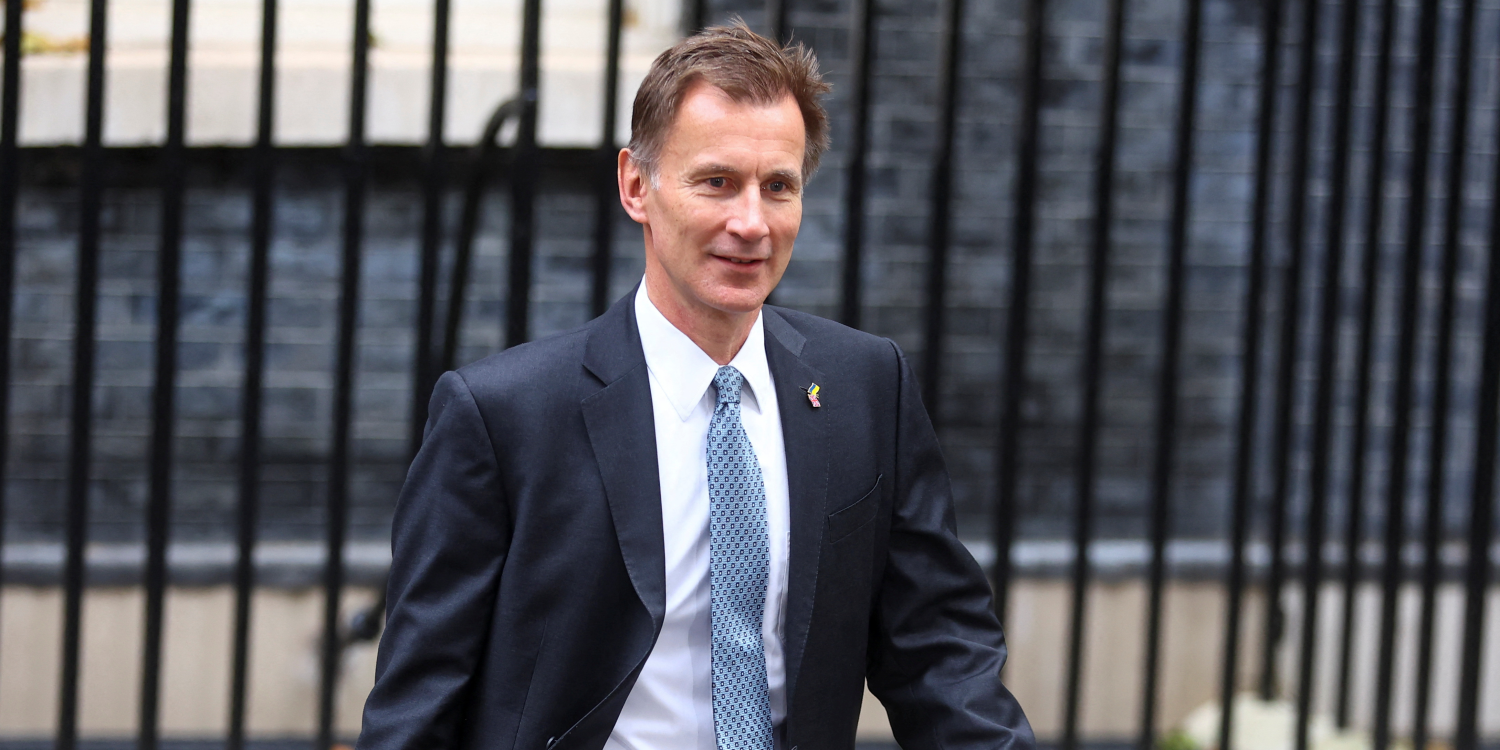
[356, 292, 1034, 750]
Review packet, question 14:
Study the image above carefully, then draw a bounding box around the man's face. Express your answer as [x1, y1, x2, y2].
[620, 82, 806, 320]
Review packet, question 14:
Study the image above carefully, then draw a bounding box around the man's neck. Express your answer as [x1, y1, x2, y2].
[644, 276, 759, 366]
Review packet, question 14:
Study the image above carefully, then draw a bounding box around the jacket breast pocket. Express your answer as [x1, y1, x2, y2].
[825, 474, 883, 544]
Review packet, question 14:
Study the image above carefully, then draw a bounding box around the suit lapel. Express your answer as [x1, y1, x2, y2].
[762, 308, 828, 707]
[581, 294, 667, 629]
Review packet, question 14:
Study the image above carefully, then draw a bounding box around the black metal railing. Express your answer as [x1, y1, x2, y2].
[1, 0, 1499, 748]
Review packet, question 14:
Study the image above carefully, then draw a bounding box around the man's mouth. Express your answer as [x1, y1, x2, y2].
[716, 255, 765, 266]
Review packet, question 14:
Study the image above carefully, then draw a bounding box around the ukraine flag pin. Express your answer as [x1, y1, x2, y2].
[803, 383, 821, 408]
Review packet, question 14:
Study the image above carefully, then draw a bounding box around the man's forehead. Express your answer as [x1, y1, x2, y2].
[670, 83, 804, 136]
[664, 84, 806, 170]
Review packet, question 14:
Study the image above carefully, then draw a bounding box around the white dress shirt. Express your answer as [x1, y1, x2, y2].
[604, 283, 791, 750]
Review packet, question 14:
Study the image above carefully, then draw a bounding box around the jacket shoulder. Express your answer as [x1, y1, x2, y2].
[449, 321, 597, 404]
[765, 305, 901, 367]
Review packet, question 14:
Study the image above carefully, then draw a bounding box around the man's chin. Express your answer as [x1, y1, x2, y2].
[703, 285, 774, 315]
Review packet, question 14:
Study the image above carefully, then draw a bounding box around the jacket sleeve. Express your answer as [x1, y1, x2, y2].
[357, 370, 511, 750]
[865, 341, 1035, 750]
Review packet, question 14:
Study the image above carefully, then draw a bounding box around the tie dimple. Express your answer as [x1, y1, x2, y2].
[706, 365, 773, 750]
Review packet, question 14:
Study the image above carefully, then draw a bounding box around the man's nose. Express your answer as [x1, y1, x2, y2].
[724, 188, 770, 242]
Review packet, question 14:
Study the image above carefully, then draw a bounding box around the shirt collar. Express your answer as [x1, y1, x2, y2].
[635, 281, 774, 422]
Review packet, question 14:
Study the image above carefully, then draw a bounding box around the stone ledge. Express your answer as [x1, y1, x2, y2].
[3, 538, 1494, 587]
[8, 51, 656, 147]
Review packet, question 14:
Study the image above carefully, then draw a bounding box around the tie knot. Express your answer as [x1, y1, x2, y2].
[713, 365, 744, 404]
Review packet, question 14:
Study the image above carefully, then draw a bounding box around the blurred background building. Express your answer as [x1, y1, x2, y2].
[2, 0, 1500, 747]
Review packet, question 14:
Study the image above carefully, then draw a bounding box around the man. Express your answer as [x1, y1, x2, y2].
[358, 22, 1033, 750]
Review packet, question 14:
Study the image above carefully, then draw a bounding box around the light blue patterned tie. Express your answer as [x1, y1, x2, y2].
[706, 365, 774, 750]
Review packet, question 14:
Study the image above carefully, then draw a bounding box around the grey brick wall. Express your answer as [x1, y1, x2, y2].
[6, 0, 1500, 550]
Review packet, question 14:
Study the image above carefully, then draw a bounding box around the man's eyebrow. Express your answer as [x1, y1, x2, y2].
[686, 163, 741, 178]
[685, 164, 801, 185]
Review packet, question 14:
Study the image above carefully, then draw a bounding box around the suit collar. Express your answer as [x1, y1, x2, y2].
[581, 292, 666, 628]
[761, 306, 828, 710]
[762, 304, 808, 357]
[582, 288, 649, 386]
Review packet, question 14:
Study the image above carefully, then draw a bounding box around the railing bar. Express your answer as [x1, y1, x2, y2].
[228, 0, 277, 746]
[919, 0, 963, 416]
[992, 0, 1045, 627]
[1336, 0, 1396, 727]
[318, 0, 372, 745]
[1218, 0, 1282, 743]
[58, 0, 109, 746]
[505, 0, 542, 348]
[444, 100, 519, 372]
[1259, 0, 1316, 700]
[445, 163, 483, 372]
[1411, 0, 1477, 746]
[140, 0, 192, 745]
[592, 0, 624, 317]
[765, 0, 788, 43]
[1372, 0, 1439, 746]
[1138, 0, 1201, 744]
[1062, 0, 1127, 743]
[839, 0, 873, 329]
[443, 193, 475, 370]
[411, 0, 453, 453]
[1297, 0, 1358, 742]
[0, 0, 24, 675]
[688, 0, 706, 33]
[1453, 42, 1500, 745]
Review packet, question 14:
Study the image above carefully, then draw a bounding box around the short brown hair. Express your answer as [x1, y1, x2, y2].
[628, 20, 832, 181]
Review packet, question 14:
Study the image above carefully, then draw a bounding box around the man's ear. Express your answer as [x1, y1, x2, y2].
[618, 149, 650, 224]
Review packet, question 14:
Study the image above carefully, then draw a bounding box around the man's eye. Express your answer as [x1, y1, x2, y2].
[707, 177, 727, 188]
[767, 181, 787, 193]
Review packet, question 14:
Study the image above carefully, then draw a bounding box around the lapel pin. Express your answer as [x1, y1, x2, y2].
[802, 383, 821, 408]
